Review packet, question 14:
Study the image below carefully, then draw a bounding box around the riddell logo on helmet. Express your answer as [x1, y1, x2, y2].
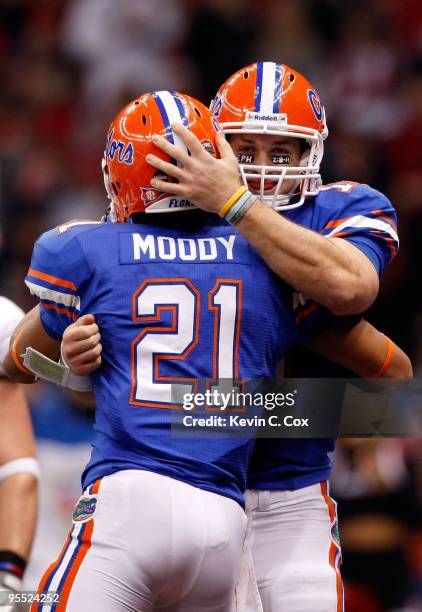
[245, 112, 288, 124]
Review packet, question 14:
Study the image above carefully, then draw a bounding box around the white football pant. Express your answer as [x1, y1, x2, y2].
[240, 481, 343, 612]
[32, 469, 247, 612]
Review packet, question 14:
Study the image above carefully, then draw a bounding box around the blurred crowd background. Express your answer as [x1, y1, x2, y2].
[0, 0, 421, 610]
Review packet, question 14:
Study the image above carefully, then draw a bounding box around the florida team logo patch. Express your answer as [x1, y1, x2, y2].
[141, 187, 162, 206]
[331, 520, 341, 547]
[73, 494, 98, 523]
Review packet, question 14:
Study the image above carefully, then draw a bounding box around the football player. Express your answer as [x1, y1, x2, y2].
[0, 297, 39, 612]
[145, 63, 404, 612]
[58, 300, 413, 612]
[3, 91, 335, 612]
[147, 63, 397, 318]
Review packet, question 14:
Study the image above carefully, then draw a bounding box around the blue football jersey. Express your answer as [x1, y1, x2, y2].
[247, 182, 399, 491]
[26, 214, 316, 506]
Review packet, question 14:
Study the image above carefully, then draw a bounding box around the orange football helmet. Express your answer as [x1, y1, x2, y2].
[210, 62, 328, 210]
[103, 91, 220, 221]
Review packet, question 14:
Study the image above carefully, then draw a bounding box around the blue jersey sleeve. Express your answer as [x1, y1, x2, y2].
[318, 183, 398, 275]
[25, 227, 91, 339]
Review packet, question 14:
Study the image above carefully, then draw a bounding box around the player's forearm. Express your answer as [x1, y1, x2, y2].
[3, 306, 60, 383]
[0, 383, 38, 559]
[382, 342, 413, 379]
[306, 317, 371, 376]
[68, 389, 97, 408]
[0, 473, 37, 559]
[0, 383, 37, 462]
[237, 200, 378, 315]
[308, 319, 413, 380]
[3, 340, 37, 384]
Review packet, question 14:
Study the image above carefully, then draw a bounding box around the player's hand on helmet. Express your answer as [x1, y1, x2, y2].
[62, 314, 102, 376]
[146, 124, 242, 213]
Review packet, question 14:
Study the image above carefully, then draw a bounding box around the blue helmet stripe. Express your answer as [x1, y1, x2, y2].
[154, 93, 174, 145]
[255, 62, 264, 111]
[273, 64, 283, 113]
[169, 90, 189, 127]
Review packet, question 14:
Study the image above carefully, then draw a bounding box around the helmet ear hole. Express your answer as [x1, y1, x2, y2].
[142, 115, 147, 125]
[194, 107, 202, 118]
[243, 71, 249, 79]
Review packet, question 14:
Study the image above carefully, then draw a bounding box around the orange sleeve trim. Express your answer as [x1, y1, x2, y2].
[367, 335, 394, 379]
[324, 211, 397, 232]
[11, 329, 36, 378]
[329, 230, 356, 239]
[42, 303, 77, 320]
[369, 231, 397, 258]
[372, 210, 398, 230]
[323, 216, 352, 230]
[28, 267, 77, 291]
